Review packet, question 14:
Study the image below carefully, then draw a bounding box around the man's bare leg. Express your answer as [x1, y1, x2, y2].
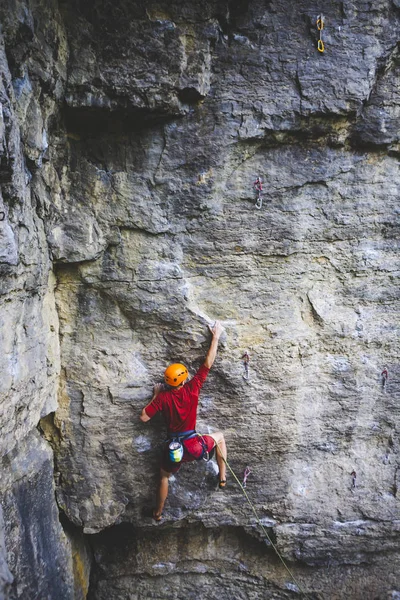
[210, 431, 227, 484]
[154, 469, 171, 520]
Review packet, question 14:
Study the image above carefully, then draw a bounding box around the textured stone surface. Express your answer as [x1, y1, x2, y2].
[0, 0, 400, 598]
[0, 0, 63, 459]
[87, 522, 400, 600]
[0, 3, 78, 599]
[0, 507, 13, 600]
[0, 433, 74, 600]
[353, 45, 400, 149]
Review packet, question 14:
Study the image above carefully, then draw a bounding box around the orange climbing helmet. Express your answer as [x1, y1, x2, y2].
[164, 363, 188, 387]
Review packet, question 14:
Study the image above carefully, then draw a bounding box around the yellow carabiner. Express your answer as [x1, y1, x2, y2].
[318, 39, 325, 52]
[317, 16, 324, 30]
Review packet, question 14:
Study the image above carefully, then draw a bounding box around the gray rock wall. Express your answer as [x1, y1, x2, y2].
[0, 506, 13, 600]
[0, 434, 75, 600]
[0, 14, 59, 459]
[0, 1, 81, 598]
[87, 522, 400, 600]
[0, 0, 399, 598]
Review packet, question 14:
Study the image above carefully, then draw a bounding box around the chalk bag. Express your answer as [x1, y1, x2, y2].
[169, 441, 183, 463]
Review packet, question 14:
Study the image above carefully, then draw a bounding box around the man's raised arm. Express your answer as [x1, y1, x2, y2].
[204, 321, 223, 369]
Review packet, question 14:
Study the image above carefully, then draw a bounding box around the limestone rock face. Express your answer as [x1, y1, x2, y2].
[0, 0, 64, 459]
[0, 2, 78, 598]
[0, 507, 13, 600]
[0, 434, 75, 600]
[88, 522, 400, 600]
[353, 45, 400, 149]
[1, 0, 400, 599]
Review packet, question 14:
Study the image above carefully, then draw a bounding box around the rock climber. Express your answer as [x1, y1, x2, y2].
[140, 321, 227, 521]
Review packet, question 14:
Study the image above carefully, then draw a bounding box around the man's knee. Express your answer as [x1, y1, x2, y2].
[160, 469, 172, 479]
[210, 431, 225, 444]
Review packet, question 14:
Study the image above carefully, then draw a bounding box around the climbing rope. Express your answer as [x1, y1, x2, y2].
[201, 435, 310, 598]
[316, 14, 325, 52]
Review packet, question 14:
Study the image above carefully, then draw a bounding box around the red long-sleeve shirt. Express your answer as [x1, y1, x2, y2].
[145, 365, 209, 432]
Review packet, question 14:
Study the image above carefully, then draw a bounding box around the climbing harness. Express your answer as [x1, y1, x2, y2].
[0, 211, 5, 221]
[351, 470, 357, 489]
[167, 430, 213, 463]
[209, 439, 309, 598]
[242, 351, 250, 381]
[243, 466, 251, 488]
[381, 368, 388, 392]
[253, 177, 263, 210]
[316, 14, 325, 52]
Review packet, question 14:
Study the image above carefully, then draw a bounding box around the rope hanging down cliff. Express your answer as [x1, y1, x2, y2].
[198, 435, 311, 598]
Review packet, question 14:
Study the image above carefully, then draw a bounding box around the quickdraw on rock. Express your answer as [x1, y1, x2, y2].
[242, 351, 250, 381]
[253, 177, 263, 209]
[381, 368, 388, 392]
[243, 466, 251, 488]
[351, 470, 357, 489]
[317, 14, 325, 52]
[0, 211, 5, 221]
